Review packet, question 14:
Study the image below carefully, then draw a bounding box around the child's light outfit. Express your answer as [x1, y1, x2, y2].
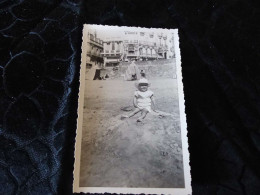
[134, 90, 154, 112]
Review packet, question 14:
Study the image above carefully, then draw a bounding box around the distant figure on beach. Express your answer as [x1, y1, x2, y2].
[124, 61, 140, 81]
[140, 69, 146, 78]
[86, 64, 100, 80]
[121, 78, 155, 122]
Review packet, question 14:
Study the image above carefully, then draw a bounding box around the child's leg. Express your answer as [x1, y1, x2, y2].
[121, 108, 140, 119]
[137, 109, 149, 122]
[128, 108, 141, 117]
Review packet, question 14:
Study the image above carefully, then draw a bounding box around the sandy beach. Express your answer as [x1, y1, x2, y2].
[79, 79, 184, 188]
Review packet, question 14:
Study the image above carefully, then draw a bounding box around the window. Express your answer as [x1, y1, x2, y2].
[128, 44, 134, 51]
[90, 34, 94, 41]
[112, 42, 115, 50]
[139, 48, 143, 55]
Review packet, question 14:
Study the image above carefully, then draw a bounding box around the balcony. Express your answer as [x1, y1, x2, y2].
[128, 40, 138, 44]
[127, 53, 138, 57]
[140, 54, 158, 58]
[86, 50, 103, 58]
[101, 51, 122, 57]
[89, 38, 103, 48]
[139, 41, 155, 47]
[140, 54, 148, 58]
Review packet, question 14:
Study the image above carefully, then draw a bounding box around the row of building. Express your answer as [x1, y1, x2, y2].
[85, 31, 175, 68]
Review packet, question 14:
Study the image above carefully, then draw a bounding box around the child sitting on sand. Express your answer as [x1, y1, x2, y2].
[121, 78, 155, 122]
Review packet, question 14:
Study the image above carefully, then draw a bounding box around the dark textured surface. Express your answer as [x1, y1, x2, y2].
[0, 0, 259, 194]
[0, 1, 81, 194]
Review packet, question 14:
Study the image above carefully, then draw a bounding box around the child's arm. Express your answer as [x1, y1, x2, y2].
[133, 96, 138, 108]
[151, 96, 156, 111]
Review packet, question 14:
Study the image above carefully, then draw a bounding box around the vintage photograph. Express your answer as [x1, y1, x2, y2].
[73, 25, 191, 194]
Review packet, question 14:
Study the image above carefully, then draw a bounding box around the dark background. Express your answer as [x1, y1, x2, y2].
[0, 0, 259, 194]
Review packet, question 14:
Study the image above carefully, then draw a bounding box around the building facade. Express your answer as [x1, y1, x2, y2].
[86, 31, 104, 68]
[102, 37, 124, 67]
[102, 31, 175, 67]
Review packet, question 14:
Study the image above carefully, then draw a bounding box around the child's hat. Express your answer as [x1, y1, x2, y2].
[138, 78, 148, 84]
[135, 78, 150, 88]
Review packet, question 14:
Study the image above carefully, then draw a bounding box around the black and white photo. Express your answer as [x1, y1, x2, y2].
[73, 24, 191, 195]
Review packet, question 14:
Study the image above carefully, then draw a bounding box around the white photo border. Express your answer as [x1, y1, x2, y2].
[73, 24, 192, 195]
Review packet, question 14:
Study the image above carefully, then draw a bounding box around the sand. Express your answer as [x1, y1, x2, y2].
[79, 79, 184, 188]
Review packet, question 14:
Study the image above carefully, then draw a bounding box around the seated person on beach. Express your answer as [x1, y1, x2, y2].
[121, 78, 155, 122]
